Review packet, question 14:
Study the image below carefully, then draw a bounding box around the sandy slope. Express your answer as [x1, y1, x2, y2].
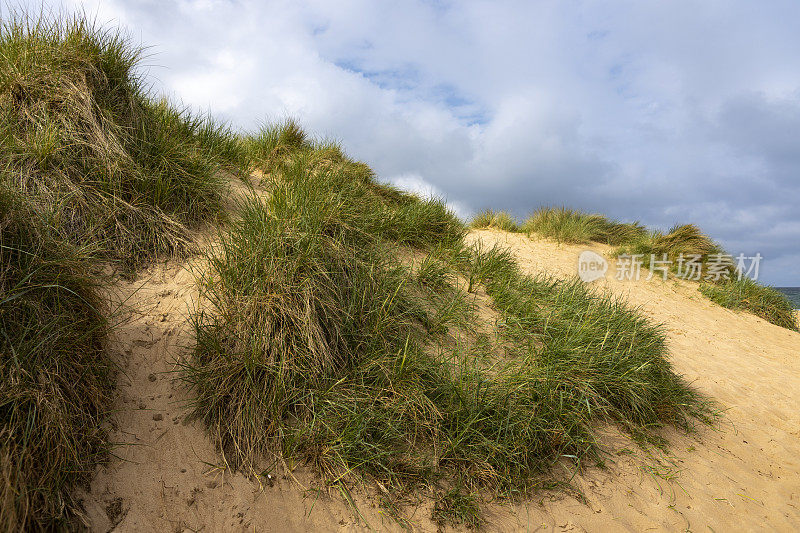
[77, 227, 800, 532]
[469, 229, 800, 532]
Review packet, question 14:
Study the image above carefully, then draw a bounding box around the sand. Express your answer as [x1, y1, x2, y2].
[77, 226, 800, 532]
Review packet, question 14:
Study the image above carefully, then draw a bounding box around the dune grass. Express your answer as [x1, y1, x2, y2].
[614, 223, 729, 278]
[0, 188, 114, 530]
[244, 118, 311, 172]
[700, 278, 798, 331]
[181, 125, 710, 525]
[470, 209, 520, 232]
[468, 246, 707, 437]
[182, 133, 468, 474]
[519, 207, 646, 245]
[617, 224, 724, 263]
[0, 11, 248, 271]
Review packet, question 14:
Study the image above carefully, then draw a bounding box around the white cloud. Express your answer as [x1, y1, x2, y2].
[388, 173, 471, 219]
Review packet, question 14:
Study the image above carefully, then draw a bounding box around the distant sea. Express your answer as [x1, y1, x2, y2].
[776, 287, 800, 309]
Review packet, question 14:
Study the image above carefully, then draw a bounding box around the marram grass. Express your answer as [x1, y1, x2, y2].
[470, 209, 519, 232]
[700, 278, 798, 331]
[0, 188, 114, 531]
[611, 224, 799, 329]
[521, 206, 646, 245]
[0, 10, 250, 530]
[616, 224, 724, 265]
[518, 209, 793, 330]
[0, 11, 248, 271]
[181, 124, 711, 525]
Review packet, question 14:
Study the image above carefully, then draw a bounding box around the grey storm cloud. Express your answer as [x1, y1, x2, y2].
[11, 0, 800, 285]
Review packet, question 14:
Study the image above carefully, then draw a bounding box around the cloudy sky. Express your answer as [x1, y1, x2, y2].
[13, 1, 800, 285]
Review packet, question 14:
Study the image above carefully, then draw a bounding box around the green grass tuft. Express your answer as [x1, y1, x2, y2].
[613, 224, 797, 329]
[0, 11, 248, 270]
[618, 224, 723, 261]
[700, 278, 798, 331]
[615, 223, 733, 280]
[0, 188, 114, 530]
[243, 118, 311, 173]
[432, 485, 483, 529]
[521, 207, 645, 245]
[470, 209, 520, 232]
[469, 245, 709, 438]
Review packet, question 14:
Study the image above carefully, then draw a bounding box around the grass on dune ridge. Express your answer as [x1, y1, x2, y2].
[700, 278, 798, 332]
[474, 206, 647, 245]
[518, 207, 647, 245]
[469, 209, 520, 232]
[616, 225, 796, 330]
[0, 11, 247, 271]
[473, 207, 796, 331]
[616, 223, 725, 266]
[182, 122, 711, 525]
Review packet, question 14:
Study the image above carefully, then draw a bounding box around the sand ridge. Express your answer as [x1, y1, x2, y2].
[77, 226, 800, 532]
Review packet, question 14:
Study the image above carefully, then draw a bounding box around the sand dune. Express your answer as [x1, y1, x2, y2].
[469, 229, 800, 531]
[77, 227, 800, 532]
